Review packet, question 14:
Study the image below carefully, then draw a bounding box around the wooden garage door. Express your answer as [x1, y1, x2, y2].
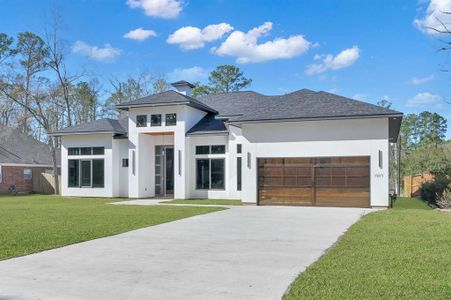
[258, 156, 370, 207]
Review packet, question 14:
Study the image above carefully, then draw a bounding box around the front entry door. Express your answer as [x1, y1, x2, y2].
[155, 146, 174, 197]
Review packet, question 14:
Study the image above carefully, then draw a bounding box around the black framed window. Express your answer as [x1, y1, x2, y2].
[196, 145, 210, 155]
[68, 148, 80, 156]
[196, 159, 210, 189]
[81, 147, 92, 155]
[237, 144, 242, 154]
[136, 115, 147, 127]
[211, 159, 225, 189]
[151, 114, 162, 126]
[122, 158, 129, 167]
[92, 159, 104, 188]
[92, 147, 105, 155]
[237, 157, 242, 191]
[68, 160, 79, 187]
[211, 145, 225, 154]
[81, 160, 91, 187]
[166, 113, 176, 126]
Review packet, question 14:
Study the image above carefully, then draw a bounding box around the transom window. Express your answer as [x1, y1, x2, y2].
[195, 145, 226, 155]
[136, 115, 147, 127]
[151, 114, 162, 126]
[68, 147, 104, 156]
[166, 113, 177, 126]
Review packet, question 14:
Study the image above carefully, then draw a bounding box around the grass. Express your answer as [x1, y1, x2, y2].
[284, 197, 451, 299]
[160, 199, 244, 206]
[0, 194, 224, 261]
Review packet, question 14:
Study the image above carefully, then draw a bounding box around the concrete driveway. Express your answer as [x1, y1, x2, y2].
[0, 205, 371, 300]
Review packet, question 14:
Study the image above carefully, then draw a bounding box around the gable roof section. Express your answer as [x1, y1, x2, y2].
[0, 127, 57, 165]
[198, 89, 402, 122]
[50, 118, 128, 136]
[116, 90, 217, 113]
[186, 114, 228, 135]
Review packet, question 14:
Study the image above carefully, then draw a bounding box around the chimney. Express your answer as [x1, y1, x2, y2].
[171, 80, 195, 97]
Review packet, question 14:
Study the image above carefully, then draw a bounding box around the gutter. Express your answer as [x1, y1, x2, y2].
[186, 130, 229, 136]
[48, 131, 120, 137]
[228, 113, 404, 125]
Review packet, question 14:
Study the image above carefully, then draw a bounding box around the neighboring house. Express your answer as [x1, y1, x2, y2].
[0, 127, 59, 194]
[51, 80, 403, 207]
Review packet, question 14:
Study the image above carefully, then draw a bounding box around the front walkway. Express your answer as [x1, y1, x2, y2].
[0, 205, 372, 300]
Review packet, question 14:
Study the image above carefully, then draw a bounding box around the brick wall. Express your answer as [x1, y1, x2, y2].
[0, 166, 50, 194]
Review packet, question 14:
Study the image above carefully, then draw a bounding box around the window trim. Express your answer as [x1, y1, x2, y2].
[195, 158, 226, 190]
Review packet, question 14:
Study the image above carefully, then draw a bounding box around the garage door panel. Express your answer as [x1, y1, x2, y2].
[258, 156, 370, 208]
[259, 188, 314, 205]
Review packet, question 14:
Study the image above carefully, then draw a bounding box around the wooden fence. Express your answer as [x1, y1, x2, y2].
[32, 170, 61, 194]
[402, 172, 434, 197]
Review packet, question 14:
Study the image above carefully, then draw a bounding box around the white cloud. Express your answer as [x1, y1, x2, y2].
[167, 23, 233, 50]
[406, 92, 442, 107]
[305, 46, 360, 75]
[72, 41, 122, 62]
[409, 74, 434, 85]
[213, 22, 311, 63]
[168, 66, 209, 81]
[123, 27, 157, 41]
[414, 0, 451, 35]
[352, 93, 367, 101]
[126, 0, 182, 19]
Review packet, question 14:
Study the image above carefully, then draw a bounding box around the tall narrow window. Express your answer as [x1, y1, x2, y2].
[122, 158, 129, 167]
[92, 159, 104, 188]
[132, 151, 136, 175]
[0, 165, 2, 183]
[196, 159, 210, 189]
[136, 115, 147, 127]
[151, 114, 162, 126]
[237, 144, 242, 154]
[379, 150, 383, 169]
[68, 160, 79, 187]
[166, 113, 177, 126]
[237, 157, 242, 191]
[247, 152, 251, 169]
[211, 159, 225, 189]
[81, 160, 91, 187]
[178, 150, 182, 175]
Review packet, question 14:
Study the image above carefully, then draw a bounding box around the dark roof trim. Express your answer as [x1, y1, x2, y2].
[49, 131, 117, 137]
[186, 130, 229, 136]
[116, 100, 217, 114]
[228, 113, 404, 124]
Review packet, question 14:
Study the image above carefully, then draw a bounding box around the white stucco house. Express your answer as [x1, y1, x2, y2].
[51, 80, 402, 207]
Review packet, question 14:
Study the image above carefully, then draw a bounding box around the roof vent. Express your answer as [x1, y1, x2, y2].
[171, 80, 195, 96]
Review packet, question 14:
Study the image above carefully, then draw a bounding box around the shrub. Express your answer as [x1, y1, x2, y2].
[436, 185, 451, 209]
[421, 177, 450, 204]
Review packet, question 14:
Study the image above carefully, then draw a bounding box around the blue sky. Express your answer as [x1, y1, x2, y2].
[1, 0, 450, 137]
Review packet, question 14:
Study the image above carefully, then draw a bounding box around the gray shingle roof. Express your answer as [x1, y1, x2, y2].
[198, 89, 402, 122]
[51, 118, 128, 136]
[116, 90, 216, 113]
[0, 127, 58, 165]
[186, 114, 227, 135]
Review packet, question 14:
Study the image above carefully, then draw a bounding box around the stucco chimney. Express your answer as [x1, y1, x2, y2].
[171, 80, 195, 97]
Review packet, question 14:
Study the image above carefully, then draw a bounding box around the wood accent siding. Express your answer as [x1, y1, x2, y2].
[258, 156, 370, 207]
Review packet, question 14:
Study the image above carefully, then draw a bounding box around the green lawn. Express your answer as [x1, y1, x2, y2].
[0, 194, 224, 260]
[284, 197, 451, 299]
[161, 199, 244, 206]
